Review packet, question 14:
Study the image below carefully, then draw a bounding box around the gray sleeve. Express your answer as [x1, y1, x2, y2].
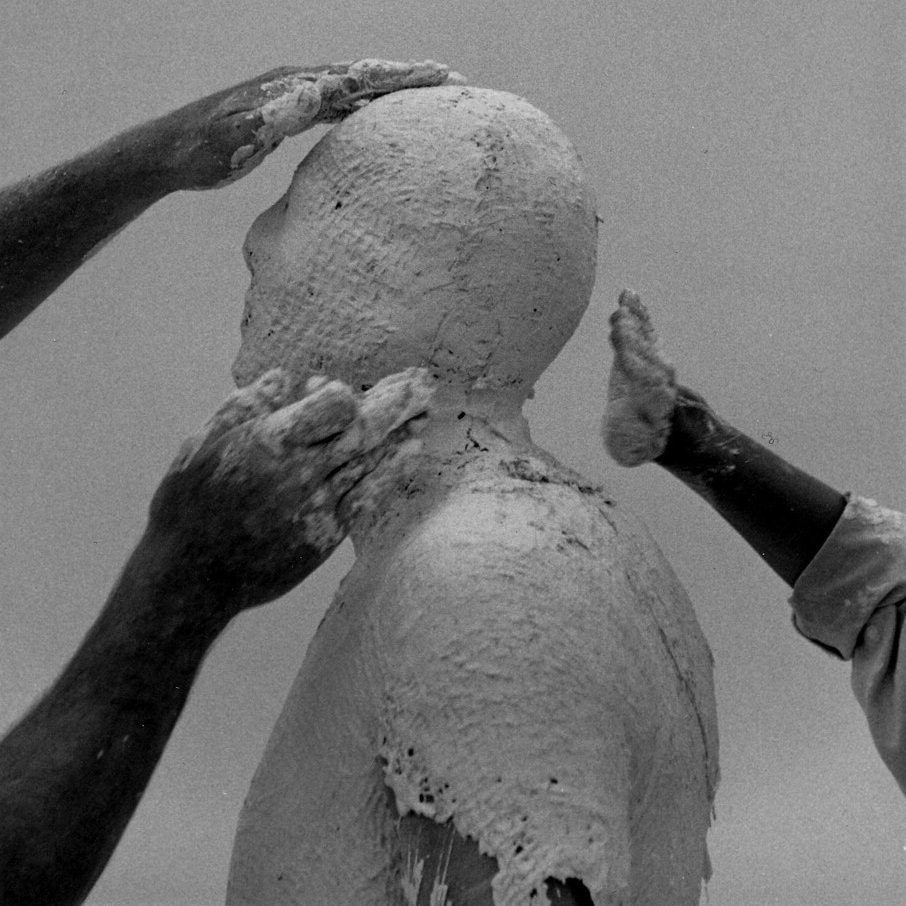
[790, 495, 906, 793]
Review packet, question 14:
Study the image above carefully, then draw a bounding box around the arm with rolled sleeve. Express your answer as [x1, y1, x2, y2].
[791, 496, 906, 792]
[603, 289, 906, 795]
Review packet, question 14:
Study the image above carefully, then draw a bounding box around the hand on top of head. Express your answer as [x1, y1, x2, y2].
[147, 367, 434, 614]
[164, 60, 465, 191]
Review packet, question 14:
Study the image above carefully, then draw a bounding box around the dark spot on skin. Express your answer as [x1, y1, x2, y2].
[335, 200, 343, 209]
[457, 411, 466, 420]
[361, 384, 373, 392]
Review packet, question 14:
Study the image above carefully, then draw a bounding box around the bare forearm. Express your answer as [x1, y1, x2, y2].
[655, 388, 847, 587]
[0, 533, 226, 906]
[0, 118, 178, 339]
[0, 365, 431, 905]
[0, 60, 462, 341]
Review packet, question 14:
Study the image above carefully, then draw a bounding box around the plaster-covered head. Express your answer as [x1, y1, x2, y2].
[232, 86, 598, 397]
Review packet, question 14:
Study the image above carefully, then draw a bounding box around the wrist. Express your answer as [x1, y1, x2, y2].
[655, 387, 733, 473]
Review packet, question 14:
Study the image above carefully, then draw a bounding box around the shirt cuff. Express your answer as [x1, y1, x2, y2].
[789, 495, 906, 660]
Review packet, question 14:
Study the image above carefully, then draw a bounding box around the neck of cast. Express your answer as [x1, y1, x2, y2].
[347, 379, 536, 554]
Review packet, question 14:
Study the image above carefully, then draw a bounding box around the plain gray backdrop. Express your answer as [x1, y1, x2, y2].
[1, 1, 903, 903]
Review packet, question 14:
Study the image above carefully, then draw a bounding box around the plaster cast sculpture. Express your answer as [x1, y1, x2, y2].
[225, 86, 719, 905]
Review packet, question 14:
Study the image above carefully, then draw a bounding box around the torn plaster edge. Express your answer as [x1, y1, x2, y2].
[380, 749, 629, 906]
[389, 799, 628, 906]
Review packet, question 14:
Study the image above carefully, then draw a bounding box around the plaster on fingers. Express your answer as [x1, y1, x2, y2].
[316, 59, 466, 119]
[208, 368, 296, 430]
[604, 290, 678, 466]
[328, 368, 435, 461]
[225, 76, 322, 179]
[340, 58, 466, 95]
[295, 497, 346, 556]
[244, 60, 464, 157]
[169, 368, 295, 472]
[256, 76, 323, 140]
[280, 437, 423, 556]
[259, 380, 359, 450]
[608, 290, 676, 391]
[335, 436, 424, 527]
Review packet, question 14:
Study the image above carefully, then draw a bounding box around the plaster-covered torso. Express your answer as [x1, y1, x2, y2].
[227, 417, 718, 906]
[224, 84, 718, 905]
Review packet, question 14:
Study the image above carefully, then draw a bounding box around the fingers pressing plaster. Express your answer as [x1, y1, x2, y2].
[328, 367, 435, 462]
[603, 290, 677, 467]
[336, 436, 424, 528]
[343, 58, 466, 94]
[262, 380, 358, 449]
[212, 368, 297, 429]
[287, 432, 423, 557]
[359, 367, 436, 440]
[296, 498, 346, 556]
[227, 76, 322, 179]
[229, 60, 464, 180]
[169, 368, 295, 472]
[258, 76, 323, 139]
[316, 59, 466, 119]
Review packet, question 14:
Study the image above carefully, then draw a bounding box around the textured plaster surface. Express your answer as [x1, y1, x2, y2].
[226, 87, 717, 905]
[227, 442, 718, 904]
[231, 86, 598, 395]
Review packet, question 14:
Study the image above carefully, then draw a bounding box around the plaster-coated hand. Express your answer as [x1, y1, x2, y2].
[165, 60, 465, 190]
[602, 289, 678, 466]
[147, 367, 433, 612]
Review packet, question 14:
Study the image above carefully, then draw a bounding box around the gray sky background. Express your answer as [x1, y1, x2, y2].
[1, 2, 903, 903]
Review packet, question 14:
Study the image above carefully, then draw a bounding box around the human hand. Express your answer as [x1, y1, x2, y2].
[162, 60, 465, 190]
[146, 367, 433, 614]
[602, 289, 678, 466]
